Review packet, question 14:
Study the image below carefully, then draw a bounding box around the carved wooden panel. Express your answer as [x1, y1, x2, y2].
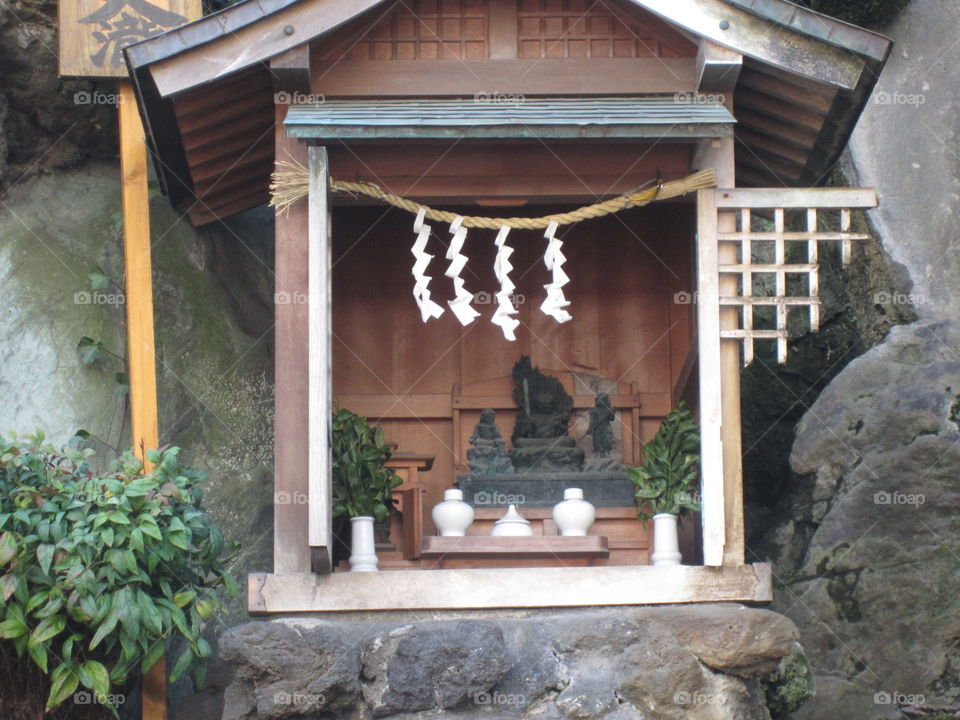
[342, 0, 488, 61]
[516, 0, 695, 59]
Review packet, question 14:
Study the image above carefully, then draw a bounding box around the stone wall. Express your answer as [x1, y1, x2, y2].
[216, 605, 804, 720]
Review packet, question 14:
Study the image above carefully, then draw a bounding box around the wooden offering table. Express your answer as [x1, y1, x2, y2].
[421, 535, 610, 569]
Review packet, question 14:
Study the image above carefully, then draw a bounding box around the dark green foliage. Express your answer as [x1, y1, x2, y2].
[626, 403, 701, 521]
[798, 0, 910, 27]
[0, 432, 237, 714]
[763, 648, 814, 717]
[331, 409, 402, 522]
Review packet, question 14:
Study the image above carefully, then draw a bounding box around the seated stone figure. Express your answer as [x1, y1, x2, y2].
[509, 356, 584, 472]
[467, 409, 514, 474]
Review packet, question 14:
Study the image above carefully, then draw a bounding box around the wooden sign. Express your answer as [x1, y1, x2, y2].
[58, 0, 200, 77]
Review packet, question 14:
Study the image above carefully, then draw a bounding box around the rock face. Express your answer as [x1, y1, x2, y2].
[0, 162, 276, 717]
[218, 605, 802, 720]
[750, 1, 960, 716]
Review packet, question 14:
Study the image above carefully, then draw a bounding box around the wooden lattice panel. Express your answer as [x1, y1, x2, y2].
[345, 0, 488, 61]
[708, 191, 877, 365]
[517, 0, 695, 59]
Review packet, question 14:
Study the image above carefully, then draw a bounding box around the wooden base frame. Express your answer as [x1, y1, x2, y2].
[248, 563, 772, 613]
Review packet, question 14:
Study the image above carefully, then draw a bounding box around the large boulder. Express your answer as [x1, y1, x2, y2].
[775, 320, 960, 718]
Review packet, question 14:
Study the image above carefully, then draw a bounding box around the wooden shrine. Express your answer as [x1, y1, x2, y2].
[121, 0, 892, 612]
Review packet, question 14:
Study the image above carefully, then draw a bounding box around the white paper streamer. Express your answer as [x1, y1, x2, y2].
[410, 208, 445, 322]
[540, 220, 572, 323]
[445, 216, 481, 326]
[491, 225, 520, 341]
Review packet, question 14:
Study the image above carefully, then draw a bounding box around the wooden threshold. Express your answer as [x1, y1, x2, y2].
[248, 563, 772, 613]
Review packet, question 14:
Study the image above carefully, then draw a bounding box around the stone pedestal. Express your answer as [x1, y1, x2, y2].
[459, 471, 635, 508]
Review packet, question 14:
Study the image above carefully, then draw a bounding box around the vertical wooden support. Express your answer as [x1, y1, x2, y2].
[118, 79, 166, 720]
[696, 188, 725, 567]
[274, 105, 312, 573]
[694, 132, 745, 567]
[307, 146, 333, 573]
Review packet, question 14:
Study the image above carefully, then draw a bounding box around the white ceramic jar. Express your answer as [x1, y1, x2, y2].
[552, 487, 595, 536]
[349, 516, 379, 572]
[432, 488, 475, 536]
[491, 504, 533, 536]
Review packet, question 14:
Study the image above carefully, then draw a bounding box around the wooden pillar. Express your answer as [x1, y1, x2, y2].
[694, 132, 745, 567]
[117, 79, 166, 720]
[307, 146, 333, 572]
[273, 104, 312, 573]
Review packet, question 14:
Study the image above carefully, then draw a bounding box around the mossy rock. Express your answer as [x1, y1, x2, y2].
[764, 643, 815, 718]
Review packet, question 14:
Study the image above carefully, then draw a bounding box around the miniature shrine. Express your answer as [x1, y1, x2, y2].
[122, 0, 891, 612]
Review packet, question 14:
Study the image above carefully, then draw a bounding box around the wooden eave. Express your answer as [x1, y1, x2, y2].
[123, 0, 891, 225]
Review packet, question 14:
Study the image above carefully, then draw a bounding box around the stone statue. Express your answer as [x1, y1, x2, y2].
[588, 393, 615, 457]
[467, 409, 514, 474]
[508, 356, 584, 472]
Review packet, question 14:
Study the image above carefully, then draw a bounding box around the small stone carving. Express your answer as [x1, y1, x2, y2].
[467, 409, 514, 474]
[509, 356, 584, 472]
[588, 393, 615, 457]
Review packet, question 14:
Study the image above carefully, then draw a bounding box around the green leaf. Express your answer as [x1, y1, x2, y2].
[0, 617, 27, 639]
[37, 543, 54, 575]
[88, 265, 109, 291]
[140, 639, 165, 674]
[28, 641, 48, 673]
[77, 337, 107, 366]
[173, 590, 196, 608]
[0, 532, 17, 565]
[28, 614, 65, 647]
[168, 646, 194, 684]
[46, 663, 80, 709]
[82, 660, 111, 700]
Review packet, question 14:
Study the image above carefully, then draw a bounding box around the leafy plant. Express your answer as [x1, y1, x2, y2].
[0, 432, 237, 715]
[626, 403, 702, 521]
[331, 409, 402, 521]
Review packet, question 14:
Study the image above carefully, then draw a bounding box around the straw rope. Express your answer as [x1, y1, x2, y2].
[270, 161, 716, 231]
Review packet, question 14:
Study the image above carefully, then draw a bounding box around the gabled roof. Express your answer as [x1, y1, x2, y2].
[124, 0, 891, 225]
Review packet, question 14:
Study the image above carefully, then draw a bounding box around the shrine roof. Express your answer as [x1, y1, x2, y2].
[123, 0, 891, 225]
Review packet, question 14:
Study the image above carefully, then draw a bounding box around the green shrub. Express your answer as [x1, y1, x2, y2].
[0, 432, 237, 715]
[331, 409, 402, 521]
[798, 0, 910, 27]
[626, 403, 702, 521]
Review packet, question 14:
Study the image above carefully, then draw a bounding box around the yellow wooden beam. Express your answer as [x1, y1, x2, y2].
[118, 79, 166, 720]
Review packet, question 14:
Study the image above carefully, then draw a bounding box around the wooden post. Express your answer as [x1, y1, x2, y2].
[118, 79, 166, 719]
[307, 146, 333, 572]
[694, 133, 744, 567]
[696, 188, 725, 567]
[273, 105, 312, 573]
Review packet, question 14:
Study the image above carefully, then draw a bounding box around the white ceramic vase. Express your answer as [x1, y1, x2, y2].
[349, 516, 379, 572]
[491, 504, 533, 536]
[432, 488, 475, 536]
[552, 488, 595, 536]
[650, 513, 682, 566]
